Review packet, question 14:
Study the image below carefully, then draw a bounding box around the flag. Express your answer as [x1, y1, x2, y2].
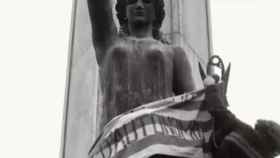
[89, 89, 214, 158]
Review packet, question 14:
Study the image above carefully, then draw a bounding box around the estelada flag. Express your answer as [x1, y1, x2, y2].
[89, 89, 213, 158]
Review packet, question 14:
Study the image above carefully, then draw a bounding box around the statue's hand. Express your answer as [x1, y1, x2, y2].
[203, 76, 216, 86]
[203, 76, 229, 112]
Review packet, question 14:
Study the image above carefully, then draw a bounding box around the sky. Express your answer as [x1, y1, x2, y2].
[0, 0, 279, 157]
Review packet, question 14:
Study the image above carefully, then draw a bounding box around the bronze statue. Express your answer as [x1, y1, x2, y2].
[87, 0, 280, 157]
[87, 0, 195, 132]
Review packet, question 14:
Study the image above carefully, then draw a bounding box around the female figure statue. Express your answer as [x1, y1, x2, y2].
[87, 1, 280, 158]
[87, 0, 195, 131]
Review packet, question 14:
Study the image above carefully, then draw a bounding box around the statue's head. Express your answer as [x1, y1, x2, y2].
[116, 0, 165, 40]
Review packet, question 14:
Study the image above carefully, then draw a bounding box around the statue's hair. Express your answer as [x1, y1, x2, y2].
[115, 0, 166, 42]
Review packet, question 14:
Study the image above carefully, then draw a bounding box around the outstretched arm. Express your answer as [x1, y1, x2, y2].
[87, 0, 117, 65]
[173, 47, 196, 95]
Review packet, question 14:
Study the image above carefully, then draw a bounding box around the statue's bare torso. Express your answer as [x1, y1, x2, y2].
[87, 0, 195, 131]
[99, 37, 189, 128]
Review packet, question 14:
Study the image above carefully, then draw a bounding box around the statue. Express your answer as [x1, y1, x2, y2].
[87, 0, 280, 158]
[87, 0, 195, 133]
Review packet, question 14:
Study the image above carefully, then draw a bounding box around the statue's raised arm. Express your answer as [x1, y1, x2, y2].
[87, 0, 117, 65]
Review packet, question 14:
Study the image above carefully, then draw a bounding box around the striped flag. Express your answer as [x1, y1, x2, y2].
[89, 89, 214, 158]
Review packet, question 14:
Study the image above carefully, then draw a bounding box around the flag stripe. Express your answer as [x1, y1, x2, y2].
[156, 109, 211, 122]
[128, 145, 202, 158]
[98, 114, 213, 149]
[113, 134, 206, 158]
[104, 109, 211, 135]
[98, 125, 213, 158]
[168, 101, 202, 110]
[89, 93, 214, 158]
[102, 100, 204, 136]
[106, 112, 212, 139]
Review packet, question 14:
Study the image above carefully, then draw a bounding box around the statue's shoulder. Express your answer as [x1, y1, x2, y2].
[108, 37, 182, 57]
[107, 37, 131, 52]
[170, 45, 185, 53]
[168, 45, 188, 58]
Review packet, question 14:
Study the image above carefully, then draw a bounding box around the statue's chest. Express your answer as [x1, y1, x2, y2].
[105, 39, 174, 96]
[100, 38, 175, 118]
[109, 38, 174, 66]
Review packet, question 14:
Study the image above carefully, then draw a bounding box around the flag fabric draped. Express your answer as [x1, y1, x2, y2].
[89, 90, 214, 158]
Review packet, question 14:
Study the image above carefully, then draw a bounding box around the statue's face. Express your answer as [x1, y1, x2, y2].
[126, 0, 155, 26]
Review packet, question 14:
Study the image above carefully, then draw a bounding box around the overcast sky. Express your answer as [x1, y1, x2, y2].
[0, 0, 279, 157]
